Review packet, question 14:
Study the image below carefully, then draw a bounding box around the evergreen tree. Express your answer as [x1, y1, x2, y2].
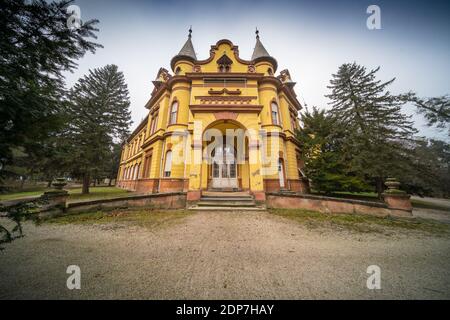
[326, 63, 418, 197]
[65, 65, 131, 194]
[0, 0, 101, 179]
[401, 93, 450, 136]
[297, 107, 369, 194]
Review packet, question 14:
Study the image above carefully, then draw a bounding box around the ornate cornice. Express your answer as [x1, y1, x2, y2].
[190, 104, 263, 113]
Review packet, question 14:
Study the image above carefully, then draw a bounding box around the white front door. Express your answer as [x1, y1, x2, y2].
[211, 145, 238, 189]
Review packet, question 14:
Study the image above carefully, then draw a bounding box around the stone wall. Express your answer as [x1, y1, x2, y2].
[66, 192, 187, 215]
[266, 193, 412, 217]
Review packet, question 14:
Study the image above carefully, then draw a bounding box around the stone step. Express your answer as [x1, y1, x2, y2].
[197, 201, 256, 207]
[200, 197, 254, 201]
[188, 206, 266, 211]
[202, 191, 251, 198]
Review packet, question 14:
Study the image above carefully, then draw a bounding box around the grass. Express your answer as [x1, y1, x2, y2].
[0, 186, 132, 202]
[411, 199, 450, 212]
[0, 189, 48, 201]
[42, 209, 193, 230]
[67, 186, 131, 203]
[269, 208, 450, 236]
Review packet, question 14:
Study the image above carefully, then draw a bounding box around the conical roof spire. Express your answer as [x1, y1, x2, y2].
[251, 28, 278, 71]
[171, 27, 197, 70]
[251, 28, 271, 60]
[177, 26, 197, 59]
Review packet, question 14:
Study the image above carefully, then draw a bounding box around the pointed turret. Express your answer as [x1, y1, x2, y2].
[171, 27, 198, 71]
[251, 29, 278, 72]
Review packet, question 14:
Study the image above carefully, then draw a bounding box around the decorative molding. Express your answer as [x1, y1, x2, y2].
[207, 88, 242, 95]
[190, 104, 263, 113]
[214, 111, 238, 120]
[195, 96, 256, 105]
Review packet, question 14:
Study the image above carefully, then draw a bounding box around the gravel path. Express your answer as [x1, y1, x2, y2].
[1, 211, 450, 299]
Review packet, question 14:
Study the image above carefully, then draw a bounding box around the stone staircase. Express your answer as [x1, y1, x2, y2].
[188, 191, 266, 211]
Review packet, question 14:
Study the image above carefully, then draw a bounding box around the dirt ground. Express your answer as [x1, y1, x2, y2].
[1, 210, 450, 300]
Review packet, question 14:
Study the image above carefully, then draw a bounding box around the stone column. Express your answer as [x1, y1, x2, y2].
[382, 178, 413, 215]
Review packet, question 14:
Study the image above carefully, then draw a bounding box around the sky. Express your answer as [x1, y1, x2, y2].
[63, 0, 450, 140]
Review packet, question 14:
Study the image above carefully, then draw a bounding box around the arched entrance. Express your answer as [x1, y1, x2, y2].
[202, 119, 249, 191]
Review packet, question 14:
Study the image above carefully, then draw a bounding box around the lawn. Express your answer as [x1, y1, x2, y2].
[411, 198, 450, 212]
[42, 209, 193, 229]
[0, 189, 48, 201]
[0, 186, 132, 203]
[67, 186, 131, 203]
[269, 208, 450, 236]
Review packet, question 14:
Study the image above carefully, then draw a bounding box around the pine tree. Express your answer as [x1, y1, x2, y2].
[326, 63, 418, 197]
[0, 0, 101, 179]
[297, 107, 369, 194]
[65, 65, 131, 194]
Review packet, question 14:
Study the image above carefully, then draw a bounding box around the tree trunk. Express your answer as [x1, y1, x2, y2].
[82, 174, 90, 194]
[47, 180, 52, 188]
[375, 177, 384, 199]
[108, 178, 112, 187]
[19, 177, 25, 190]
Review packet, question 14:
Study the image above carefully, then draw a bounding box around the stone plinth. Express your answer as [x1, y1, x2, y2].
[382, 178, 412, 214]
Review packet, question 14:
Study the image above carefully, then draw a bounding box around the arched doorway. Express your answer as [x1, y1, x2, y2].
[211, 144, 237, 189]
[202, 119, 250, 191]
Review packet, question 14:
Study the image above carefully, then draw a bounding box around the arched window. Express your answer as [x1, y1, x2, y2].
[175, 67, 181, 75]
[271, 102, 280, 125]
[169, 101, 178, 125]
[136, 163, 141, 180]
[164, 151, 172, 177]
[268, 68, 273, 76]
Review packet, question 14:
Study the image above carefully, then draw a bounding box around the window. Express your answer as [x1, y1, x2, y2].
[271, 102, 280, 125]
[164, 151, 172, 177]
[144, 154, 152, 178]
[135, 163, 140, 180]
[169, 101, 178, 125]
[268, 68, 273, 76]
[290, 113, 298, 131]
[150, 113, 158, 134]
[175, 67, 181, 75]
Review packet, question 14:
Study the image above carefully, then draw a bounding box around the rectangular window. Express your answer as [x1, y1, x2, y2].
[203, 78, 247, 87]
[169, 102, 178, 125]
[213, 162, 219, 178]
[164, 151, 172, 177]
[144, 154, 152, 178]
[271, 102, 280, 125]
[150, 114, 158, 134]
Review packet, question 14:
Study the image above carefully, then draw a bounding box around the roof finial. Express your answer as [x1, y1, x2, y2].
[188, 26, 192, 38]
[255, 27, 259, 40]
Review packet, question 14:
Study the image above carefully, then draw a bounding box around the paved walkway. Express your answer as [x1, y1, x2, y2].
[1, 211, 449, 299]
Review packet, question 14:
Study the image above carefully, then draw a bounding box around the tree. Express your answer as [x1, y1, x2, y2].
[65, 65, 131, 194]
[400, 93, 450, 136]
[404, 139, 450, 197]
[0, 0, 101, 179]
[297, 107, 369, 194]
[326, 63, 418, 198]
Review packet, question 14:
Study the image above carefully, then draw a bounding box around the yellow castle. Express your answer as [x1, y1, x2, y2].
[117, 30, 309, 203]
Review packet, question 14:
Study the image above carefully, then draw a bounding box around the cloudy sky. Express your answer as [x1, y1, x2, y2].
[64, 0, 450, 140]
